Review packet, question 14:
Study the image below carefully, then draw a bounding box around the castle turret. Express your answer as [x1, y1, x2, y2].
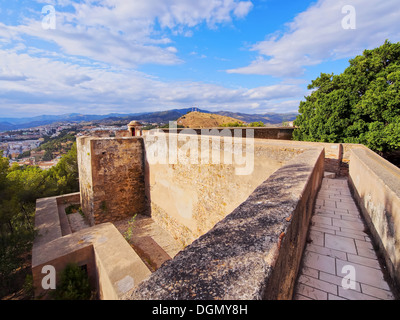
[127, 120, 143, 137]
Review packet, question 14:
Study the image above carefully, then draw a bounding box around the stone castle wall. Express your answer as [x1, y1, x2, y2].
[145, 134, 304, 247]
[157, 127, 294, 140]
[349, 146, 400, 290]
[131, 147, 325, 299]
[39, 128, 400, 299]
[77, 136, 149, 225]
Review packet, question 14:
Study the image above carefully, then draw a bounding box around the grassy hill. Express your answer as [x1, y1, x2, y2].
[176, 111, 244, 128]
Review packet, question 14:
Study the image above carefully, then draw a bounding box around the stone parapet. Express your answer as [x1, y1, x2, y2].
[34, 127, 400, 300]
[130, 147, 325, 300]
[157, 127, 294, 140]
[348, 146, 400, 291]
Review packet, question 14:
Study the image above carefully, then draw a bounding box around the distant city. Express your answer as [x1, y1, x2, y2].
[0, 122, 136, 168]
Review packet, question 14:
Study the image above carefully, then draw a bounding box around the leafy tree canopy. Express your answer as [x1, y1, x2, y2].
[248, 121, 265, 127]
[0, 144, 79, 297]
[293, 40, 400, 153]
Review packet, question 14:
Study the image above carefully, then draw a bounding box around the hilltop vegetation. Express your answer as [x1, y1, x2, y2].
[176, 111, 271, 128]
[294, 40, 400, 155]
[177, 111, 245, 128]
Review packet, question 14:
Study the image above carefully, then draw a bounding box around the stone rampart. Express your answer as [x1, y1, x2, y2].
[144, 132, 307, 247]
[131, 147, 325, 299]
[348, 146, 400, 290]
[157, 127, 294, 140]
[35, 127, 400, 300]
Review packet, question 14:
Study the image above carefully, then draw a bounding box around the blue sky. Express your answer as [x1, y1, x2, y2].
[0, 0, 399, 117]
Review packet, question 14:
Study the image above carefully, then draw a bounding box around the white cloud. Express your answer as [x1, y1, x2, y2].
[227, 0, 400, 77]
[8, 0, 254, 68]
[0, 47, 303, 116]
[243, 84, 302, 100]
[233, 1, 253, 19]
[0, 1, 312, 117]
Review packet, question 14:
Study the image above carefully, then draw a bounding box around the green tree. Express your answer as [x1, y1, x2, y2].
[0, 152, 13, 235]
[50, 263, 93, 300]
[42, 150, 53, 161]
[0, 151, 8, 192]
[0, 144, 79, 298]
[221, 122, 246, 127]
[17, 150, 31, 159]
[293, 40, 400, 153]
[248, 121, 265, 127]
[47, 142, 79, 195]
[0, 154, 37, 296]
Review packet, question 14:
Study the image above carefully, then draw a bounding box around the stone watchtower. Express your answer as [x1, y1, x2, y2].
[77, 121, 149, 225]
[127, 121, 143, 137]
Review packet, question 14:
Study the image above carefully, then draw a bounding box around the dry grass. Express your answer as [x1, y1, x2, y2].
[176, 111, 244, 128]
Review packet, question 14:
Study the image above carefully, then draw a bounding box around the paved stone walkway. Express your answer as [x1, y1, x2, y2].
[294, 177, 395, 300]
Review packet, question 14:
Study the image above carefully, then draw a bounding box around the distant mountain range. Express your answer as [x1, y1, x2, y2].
[0, 108, 298, 132]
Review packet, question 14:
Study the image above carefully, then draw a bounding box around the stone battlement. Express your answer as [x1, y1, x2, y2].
[32, 127, 400, 299]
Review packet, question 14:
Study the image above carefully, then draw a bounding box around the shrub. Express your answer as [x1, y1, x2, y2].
[50, 263, 94, 300]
